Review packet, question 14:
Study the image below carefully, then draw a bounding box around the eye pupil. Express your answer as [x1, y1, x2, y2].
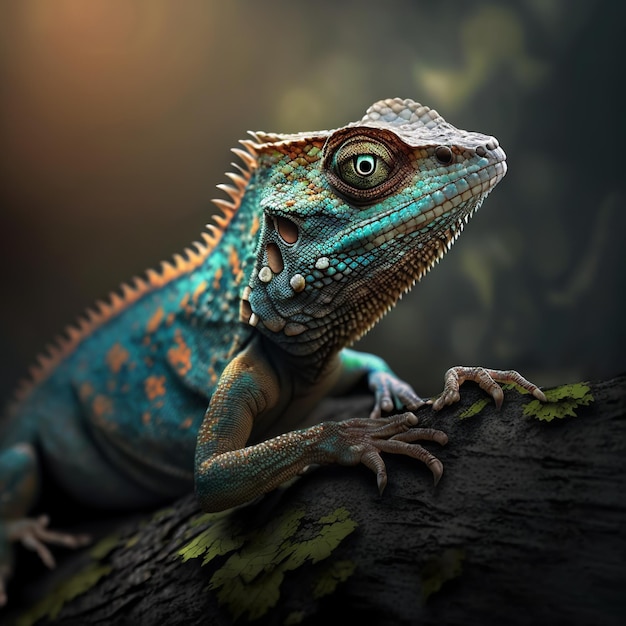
[355, 154, 376, 176]
[435, 146, 453, 165]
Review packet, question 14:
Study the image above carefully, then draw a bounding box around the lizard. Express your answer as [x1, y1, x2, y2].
[0, 98, 546, 605]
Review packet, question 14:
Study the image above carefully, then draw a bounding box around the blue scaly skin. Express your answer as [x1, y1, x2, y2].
[0, 98, 545, 604]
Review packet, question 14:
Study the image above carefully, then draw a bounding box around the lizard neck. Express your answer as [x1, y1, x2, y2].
[242, 196, 482, 364]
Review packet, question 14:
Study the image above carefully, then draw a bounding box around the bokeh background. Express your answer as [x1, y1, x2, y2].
[1, 0, 624, 407]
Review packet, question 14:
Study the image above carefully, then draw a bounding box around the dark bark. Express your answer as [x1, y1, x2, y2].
[5, 375, 626, 626]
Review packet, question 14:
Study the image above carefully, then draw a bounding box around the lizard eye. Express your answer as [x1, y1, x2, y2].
[334, 139, 392, 191]
[323, 129, 410, 205]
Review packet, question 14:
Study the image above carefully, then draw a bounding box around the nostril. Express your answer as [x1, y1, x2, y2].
[476, 138, 499, 157]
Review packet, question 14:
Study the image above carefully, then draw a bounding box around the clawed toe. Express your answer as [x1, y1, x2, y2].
[7, 516, 91, 570]
[368, 371, 426, 419]
[329, 413, 448, 494]
[432, 365, 546, 410]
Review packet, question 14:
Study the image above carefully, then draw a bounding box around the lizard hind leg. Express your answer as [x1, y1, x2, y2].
[0, 442, 89, 606]
[1, 442, 39, 606]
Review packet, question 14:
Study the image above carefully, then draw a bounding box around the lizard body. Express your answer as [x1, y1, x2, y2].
[0, 98, 545, 604]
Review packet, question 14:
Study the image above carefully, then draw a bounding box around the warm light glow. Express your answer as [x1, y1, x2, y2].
[11, 0, 195, 123]
[0, 0, 217, 220]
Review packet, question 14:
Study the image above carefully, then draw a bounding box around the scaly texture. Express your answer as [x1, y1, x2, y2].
[0, 98, 545, 606]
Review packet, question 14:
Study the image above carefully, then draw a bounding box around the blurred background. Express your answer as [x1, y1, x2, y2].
[0, 0, 624, 407]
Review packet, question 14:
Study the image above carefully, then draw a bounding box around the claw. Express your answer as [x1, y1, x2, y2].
[433, 365, 546, 411]
[377, 472, 387, 495]
[429, 458, 444, 486]
[7, 516, 91, 571]
[491, 385, 504, 410]
[368, 371, 426, 419]
[324, 413, 447, 495]
[360, 449, 389, 494]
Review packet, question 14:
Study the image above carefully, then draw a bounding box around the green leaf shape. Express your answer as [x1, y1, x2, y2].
[179, 506, 357, 621]
[151, 506, 175, 522]
[523, 383, 594, 422]
[89, 532, 121, 560]
[458, 397, 490, 419]
[124, 533, 140, 549]
[281, 508, 357, 570]
[15, 563, 112, 626]
[284, 610, 306, 625]
[178, 511, 245, 566]
[312, 559, 356, 599]
[420, 548, 465, 602]
[14, 533, 121, 626]
[457, 383, 525, 419]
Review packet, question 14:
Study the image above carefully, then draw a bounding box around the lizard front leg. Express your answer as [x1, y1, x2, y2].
[432, 366, 547, 411]
[194, 345, 447, 513]
[335, 348, 427, 418]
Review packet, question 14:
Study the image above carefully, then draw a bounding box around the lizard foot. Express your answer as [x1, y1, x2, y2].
[368, 371, 426, 419]
[322, 413, 448, 493]
[7, 515, 91, 570]
[431, 365, 547, 411]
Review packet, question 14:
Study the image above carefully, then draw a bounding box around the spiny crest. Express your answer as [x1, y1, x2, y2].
[12, 138, 261, 402]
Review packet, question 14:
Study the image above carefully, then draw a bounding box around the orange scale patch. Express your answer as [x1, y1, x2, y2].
[167, 330, 192, 376]
[212, 267, 223, 291]
[146, 306, 164, 334]
[92, 394, 113, 418]
[192, 280, 208, 305]
[145, 375, 166, 400]
[105, 342, 130, 374]
[79, 382, 94, 400]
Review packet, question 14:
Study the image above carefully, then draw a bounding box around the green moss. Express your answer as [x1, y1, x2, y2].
[458, 397, 490, 419]
[179, 506, 357, 621]
[283, 610, 306, 624]
[523, 383, 594, 421]
[15, 563, 112, 626]
[312, 559, 356, 599]
[151, 507, 174, 523]
[420, 548, 465, 602]
[89, 533, 121, 560]
[14, 532, 122, 625]
[124, 533, 140, 549]
[281, 508, 357, 570]
[178, 512, 245, 566]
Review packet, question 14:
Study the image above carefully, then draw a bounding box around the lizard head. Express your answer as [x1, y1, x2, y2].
[240, 98, 506, 358]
